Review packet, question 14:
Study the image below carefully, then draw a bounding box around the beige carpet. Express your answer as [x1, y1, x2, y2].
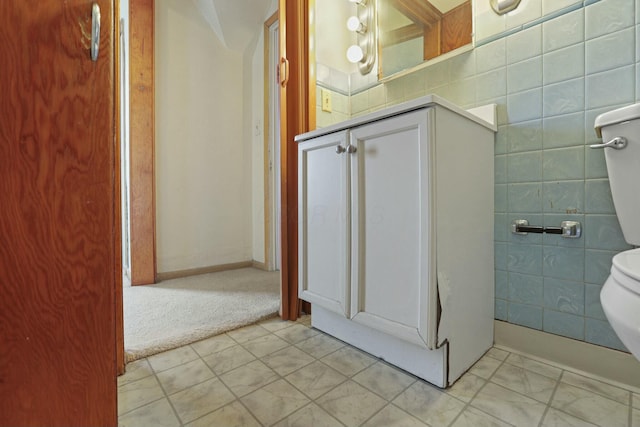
[123, 267, 280, 361]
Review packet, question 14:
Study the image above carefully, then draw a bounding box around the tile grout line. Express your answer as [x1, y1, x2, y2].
[221, 324, 341, 426]
[189, 340, 264, 427]
[349, 367, 420, 427]
[191, 328, 296, 427]
[536, 368, 564, 427]
[116, 374, 168, 420]
[447, 350, 512, 427]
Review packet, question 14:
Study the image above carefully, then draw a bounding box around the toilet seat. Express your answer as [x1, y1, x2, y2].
[610, 248, 640, 295]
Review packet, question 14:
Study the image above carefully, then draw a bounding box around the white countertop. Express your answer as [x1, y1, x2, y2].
[295, 94, 497, 142]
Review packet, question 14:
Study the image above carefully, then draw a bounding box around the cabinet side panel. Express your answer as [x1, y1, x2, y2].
[433, 106, 495, 383]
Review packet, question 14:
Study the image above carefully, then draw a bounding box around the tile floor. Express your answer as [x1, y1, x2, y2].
[118, 315, 640, 427]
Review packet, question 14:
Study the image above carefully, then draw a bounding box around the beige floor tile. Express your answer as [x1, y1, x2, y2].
[551, 382, 629, 427]
[321, 346, 377, 376]
[241, 379, 310, 426]
[202, 344, 256, 375]
[272, 402, 343, 427]
[361, 404, 428, 427]
[486, 347, 510, 361]
[156, 359, 215, 395]
[446, 372, 486, 403]
[185, 400, 260, 427]
[274, 323, 320, 344]
[242, 333, 290, 358]
[316, 380, 387, 427]
[190, 333, 236, 357]
[561, 371, 630, 404]
[262, 345, 316, 376]
[297, 314, 312, 326]
[118, 358, 154, 387]
[118, 398, 180, 427]
[352, 361, 416, 400]
[450, 406, 512, 427]
[491, 362, 558, 403]
[285, 360, 348, 399]
[296, 333, 345, 358]
[469, 355, 502, 379]
[147, 345, 199, 373]
[393, 380, 465, 426]
[504, 353, 562, 380]
[114, 334, 640, 427]
[169, 377, 235, 424]
[220, 360, 278, 397]
[260, 316, 297, 332]
[541, 408, 599, 427]
[227, 324, 270, 344]
[471, 382, 546, 426]
[118, 375, 165, 416]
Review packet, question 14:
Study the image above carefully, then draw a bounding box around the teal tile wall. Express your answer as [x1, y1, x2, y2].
[344, 0, 640, 352]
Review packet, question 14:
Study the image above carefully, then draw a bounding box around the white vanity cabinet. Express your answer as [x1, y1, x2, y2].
[297, 95, 496, 387]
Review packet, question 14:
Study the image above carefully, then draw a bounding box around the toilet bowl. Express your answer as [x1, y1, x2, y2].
[600, 248, 640, 359]
[593, 103, 640, 360]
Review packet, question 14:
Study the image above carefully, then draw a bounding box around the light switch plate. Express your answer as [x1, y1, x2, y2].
[321, 89, 332, 112]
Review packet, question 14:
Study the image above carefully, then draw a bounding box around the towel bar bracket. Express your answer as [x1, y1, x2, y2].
[511, 219, 581, 238]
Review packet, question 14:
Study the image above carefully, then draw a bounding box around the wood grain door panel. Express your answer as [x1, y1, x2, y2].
[0, 1, 117, 425]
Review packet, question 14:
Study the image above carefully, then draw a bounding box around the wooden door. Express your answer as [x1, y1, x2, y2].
[298, 131, 350, 317]
[0, 1, 118, 425]
[349, 111, 438, 350]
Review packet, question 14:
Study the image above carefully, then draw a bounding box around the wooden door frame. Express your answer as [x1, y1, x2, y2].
[129, 0, 156, 287]
[279, 0, 313, 319]
[264, 12, 278, 272]
[115, 0, 125, 375]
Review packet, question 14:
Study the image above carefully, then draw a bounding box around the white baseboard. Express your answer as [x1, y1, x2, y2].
[494, 320, 640, 390]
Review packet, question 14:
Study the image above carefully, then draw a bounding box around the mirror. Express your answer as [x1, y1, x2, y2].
[377, 0, 472, 79]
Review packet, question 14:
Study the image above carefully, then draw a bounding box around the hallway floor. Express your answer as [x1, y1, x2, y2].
[118, 315, 639, 427]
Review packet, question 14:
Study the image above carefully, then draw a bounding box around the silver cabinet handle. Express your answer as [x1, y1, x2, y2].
[91, 3, 101, 61]
[589, 136, 627, 150]
[346, 144, 357, 154]
[335, 145, 346, 154]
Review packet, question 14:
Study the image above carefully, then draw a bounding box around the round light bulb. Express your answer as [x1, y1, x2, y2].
[347, 16, 361, 32]
[346, 45, 364, 63]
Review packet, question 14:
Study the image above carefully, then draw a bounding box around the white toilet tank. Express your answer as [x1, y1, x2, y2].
[594, 103, 640, 246]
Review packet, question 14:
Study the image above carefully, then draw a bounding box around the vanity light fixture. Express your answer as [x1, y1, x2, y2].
[347, 16, 366, 34]
[346, 45, 365, 63]
[490, 0, 521, 15]
[345, 0, 375, 74]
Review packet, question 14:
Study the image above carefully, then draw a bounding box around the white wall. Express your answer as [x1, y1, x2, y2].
[155, 0, 251, 273]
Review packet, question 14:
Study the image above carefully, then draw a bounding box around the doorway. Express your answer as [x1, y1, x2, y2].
[120, 0, 283, 363]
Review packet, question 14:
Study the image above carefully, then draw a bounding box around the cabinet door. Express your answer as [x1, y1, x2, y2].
[349, 110, 438, 349]
[298, 131, 350, 317]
